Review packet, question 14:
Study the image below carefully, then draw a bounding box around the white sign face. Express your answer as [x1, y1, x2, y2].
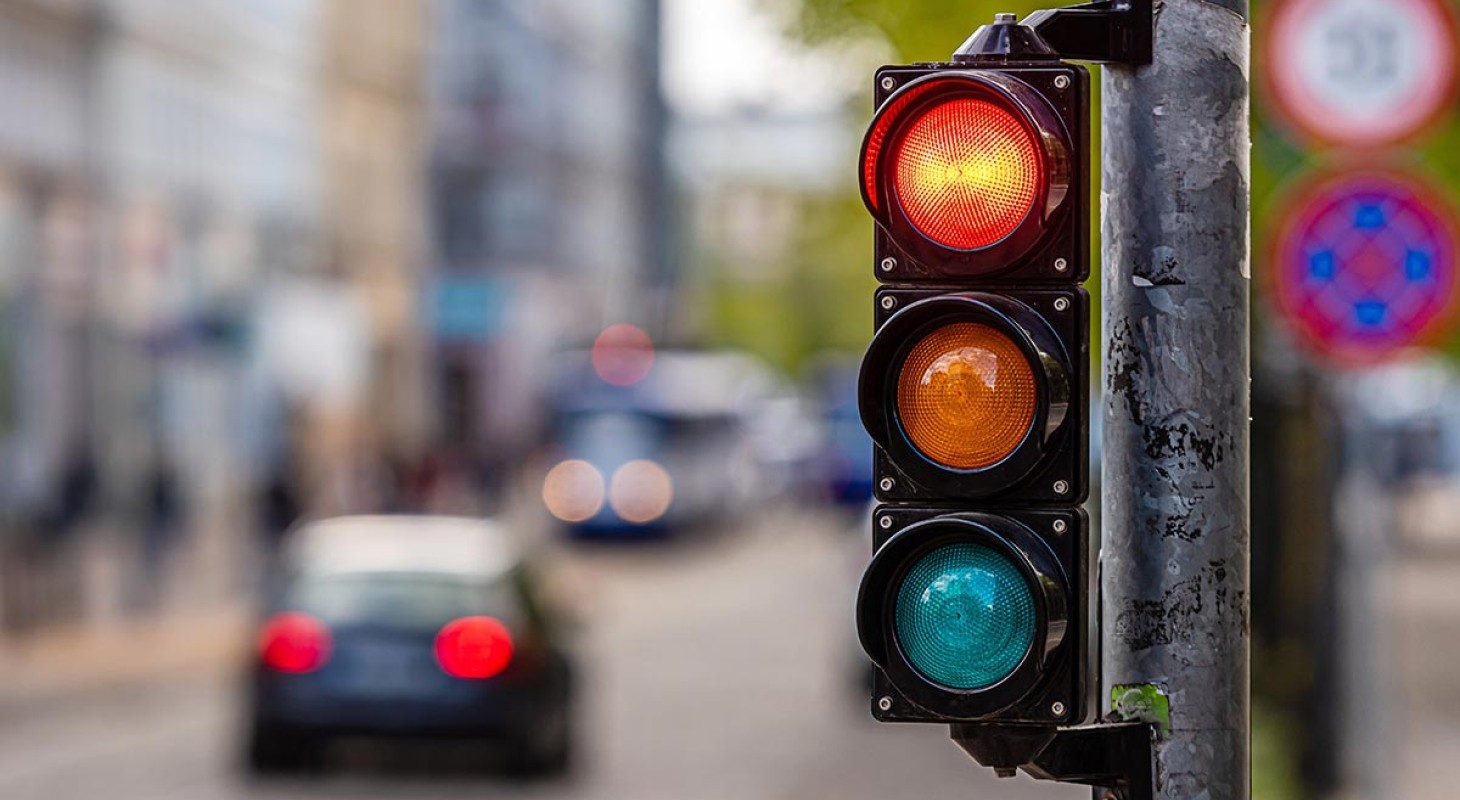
[1266, 0, 1457, 146]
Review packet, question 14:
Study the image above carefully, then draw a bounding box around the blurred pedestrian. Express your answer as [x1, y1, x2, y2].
[135, 453, 181, 610]
[260, 452, 302, 558]
[48, 446, 96, 538]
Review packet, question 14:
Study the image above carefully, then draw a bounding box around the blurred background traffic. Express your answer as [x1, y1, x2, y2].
[0, 0, 1454, 798]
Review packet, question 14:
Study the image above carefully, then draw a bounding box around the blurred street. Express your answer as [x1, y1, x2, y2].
[0, 1, 1453, 798]
[0, 505, 1079, 800]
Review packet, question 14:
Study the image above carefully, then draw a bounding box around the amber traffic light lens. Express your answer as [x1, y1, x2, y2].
[897, 322, 1037, 469]
[891, 98, 1043, 250]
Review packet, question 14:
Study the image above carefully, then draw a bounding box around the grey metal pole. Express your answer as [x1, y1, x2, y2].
[1100, 0, 1251, 796]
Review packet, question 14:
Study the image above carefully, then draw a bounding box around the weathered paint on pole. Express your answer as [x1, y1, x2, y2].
[1100, 0, 1251, 796]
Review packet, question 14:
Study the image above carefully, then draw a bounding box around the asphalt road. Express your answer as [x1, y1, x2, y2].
[0, 507, 1081, 800]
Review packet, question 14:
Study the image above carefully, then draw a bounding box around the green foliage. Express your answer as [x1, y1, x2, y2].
[1253, 702, 1303, 800]
[772, 0, 1052, 60]
[697, 191, 878, 374]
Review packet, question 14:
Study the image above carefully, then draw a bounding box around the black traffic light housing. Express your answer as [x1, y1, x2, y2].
[855, 18, 1094, 733]
[849, 8, 1159, 797]
[860, 506, 1093, 726]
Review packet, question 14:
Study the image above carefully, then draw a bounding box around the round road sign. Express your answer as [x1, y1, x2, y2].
[1271, 171, 1460, 362]
[1264, 0, 1458, 147]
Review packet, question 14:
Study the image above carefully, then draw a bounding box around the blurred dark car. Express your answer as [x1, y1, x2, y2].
[243, 516, 575, 776]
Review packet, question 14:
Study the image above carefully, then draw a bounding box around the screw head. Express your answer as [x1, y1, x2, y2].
[879, 257, 896, 272]
[1053, 297, 1070, 312]
[1054, 74, 1071, 90]
[878, 515, 893, 530]
[878, 477, 895, 492]
[880, 76, 897, 91]
[1052, 519, 1068, 534]
[877, 696, 894, 712]
[1053, 480, 1071, 495]
[1053, 257, 1069, 272]
[1051, 700, 1067, 716]
[880, 295, 897, 311]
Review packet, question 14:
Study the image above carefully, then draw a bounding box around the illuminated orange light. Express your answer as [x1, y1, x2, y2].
[892, 98, 1043, 250]
[897, 322, 1037, 469]
[592, 324, 655, 386]
[542, 459, 605, 522]
[609, 460, 673, 525]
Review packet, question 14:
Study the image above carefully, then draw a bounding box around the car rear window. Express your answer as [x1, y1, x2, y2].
[284, 572, 518, 631]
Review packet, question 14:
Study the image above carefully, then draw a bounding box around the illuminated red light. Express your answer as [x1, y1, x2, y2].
[890, 98, 1043, 250]
[259, 612, 331, 674]
[435, 616, 515, 679]
[592, 324, 655, 387]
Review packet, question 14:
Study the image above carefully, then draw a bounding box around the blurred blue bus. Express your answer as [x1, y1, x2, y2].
[541, 350, 772, 538]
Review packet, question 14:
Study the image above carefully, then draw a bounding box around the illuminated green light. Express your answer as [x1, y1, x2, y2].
[894, 542, 1035, 690]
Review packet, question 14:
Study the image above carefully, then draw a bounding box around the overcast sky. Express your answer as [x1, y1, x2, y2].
[661, 0, 869, 117]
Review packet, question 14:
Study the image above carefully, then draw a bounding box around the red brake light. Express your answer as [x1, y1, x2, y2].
[259, 612, 331, 674]
[435, 616, 515, 679]
[890, 97, 1043, 250]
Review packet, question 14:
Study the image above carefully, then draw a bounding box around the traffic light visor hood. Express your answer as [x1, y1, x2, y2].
[862, 71, 1071, 264]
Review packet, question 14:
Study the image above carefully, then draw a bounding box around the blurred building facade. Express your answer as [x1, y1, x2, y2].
[425, 0, 667, 468]
[0, 0, 432, 629]
[313, 0, 431, 502]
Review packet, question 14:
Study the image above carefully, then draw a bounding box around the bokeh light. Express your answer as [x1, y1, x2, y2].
[592, 324, 657, 386]
[542, 459, 606, 523]
[609, 459, 674, 524]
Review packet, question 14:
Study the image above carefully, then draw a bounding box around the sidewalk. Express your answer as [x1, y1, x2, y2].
[0, 603, 247, 715]
[1393, 558, 1460, 800]
[0, 503, 259, 715]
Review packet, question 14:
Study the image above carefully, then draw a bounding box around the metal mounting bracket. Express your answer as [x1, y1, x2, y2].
[950, 722, 1155, 800]
[1022, 0, 1154, 65]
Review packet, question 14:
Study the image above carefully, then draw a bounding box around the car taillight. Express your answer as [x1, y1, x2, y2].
[435, 616, 514, 679]
[259, 612, 331, 674]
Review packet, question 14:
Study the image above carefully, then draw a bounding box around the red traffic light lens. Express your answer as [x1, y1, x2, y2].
[896, 321, 1037, 470]
[891, 98, 1043, 251]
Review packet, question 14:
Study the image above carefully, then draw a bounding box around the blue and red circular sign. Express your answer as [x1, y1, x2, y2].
[1272, 171, 1460, 363]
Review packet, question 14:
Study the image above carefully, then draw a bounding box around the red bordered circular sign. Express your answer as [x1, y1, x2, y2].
[1263, 0, 1459, 147]
[1270, 170, 1460, 363]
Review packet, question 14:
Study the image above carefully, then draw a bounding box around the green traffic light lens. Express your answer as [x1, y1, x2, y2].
[894, 542, 1036, 690]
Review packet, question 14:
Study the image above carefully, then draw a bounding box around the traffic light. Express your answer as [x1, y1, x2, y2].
[855, 17, 1092, 728]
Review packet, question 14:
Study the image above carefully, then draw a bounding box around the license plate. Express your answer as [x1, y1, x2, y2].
[342, 645, 430, 697]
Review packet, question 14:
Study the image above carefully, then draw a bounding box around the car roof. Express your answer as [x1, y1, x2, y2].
[285, 515, 519, 581]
